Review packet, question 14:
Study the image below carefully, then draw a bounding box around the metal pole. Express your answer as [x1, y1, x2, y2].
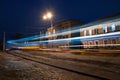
[50, 19, 53, 28]
[50, 19, 53, 48]
[3, 32, 5, 52]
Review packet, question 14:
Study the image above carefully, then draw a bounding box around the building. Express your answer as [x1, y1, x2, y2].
[7, 13, 120, 50]
[46, 19, 84, 49]
[46, 14, 120, 50]
[79, 14, 120, 49]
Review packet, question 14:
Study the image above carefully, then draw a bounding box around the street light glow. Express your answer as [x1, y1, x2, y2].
[43, 15, 47, 20]
[47, 12, 53, 19]
[43, 11, 53, 27]
[43, 12, 53, 20]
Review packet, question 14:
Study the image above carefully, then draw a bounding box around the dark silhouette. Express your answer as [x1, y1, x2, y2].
[0, 38, 3, 50]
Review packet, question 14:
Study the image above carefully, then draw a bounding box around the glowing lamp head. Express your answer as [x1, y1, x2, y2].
[47, 12, 53, 19]
[43, 15, 47, 20]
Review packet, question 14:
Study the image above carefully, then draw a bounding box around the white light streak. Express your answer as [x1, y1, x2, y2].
[60, 44, 120, 48]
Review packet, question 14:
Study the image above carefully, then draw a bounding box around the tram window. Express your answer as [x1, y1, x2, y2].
[53, 29, 56, 34]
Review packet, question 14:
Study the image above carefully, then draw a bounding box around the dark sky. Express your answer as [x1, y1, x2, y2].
[0, 0, 120, 37]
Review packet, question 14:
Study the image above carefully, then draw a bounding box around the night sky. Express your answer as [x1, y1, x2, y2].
[0, 0, 120, 37]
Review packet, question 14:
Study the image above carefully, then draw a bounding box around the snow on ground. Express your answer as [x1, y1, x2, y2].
[0, 52, 97, 80]
[9, 50, 120, 79]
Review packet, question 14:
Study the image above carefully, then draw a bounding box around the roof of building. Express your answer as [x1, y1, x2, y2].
[78, 13, 120, 29]
[57, 19, 83, 23]
[97, 12, 120, 20]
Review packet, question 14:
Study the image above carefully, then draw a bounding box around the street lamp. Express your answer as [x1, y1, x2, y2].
[47, 12, 53, 19]
[43, 12, 53, 27]
[43, 12, 54, 48]
[43, 15, 47, 20]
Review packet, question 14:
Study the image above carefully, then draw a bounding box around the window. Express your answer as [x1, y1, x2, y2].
[89, 29, 92, 36]
[84, 30, 86, 36]
[103, 26, 107, 33]
[112, 39, 116, 44]
[110, 24, 116, 31]
[53, 29, 55, 34]
[95, 41, 99, 48]
[90, 41, 92, 45]
[94, 28, 98, 34]
[104, 40, 107, 44]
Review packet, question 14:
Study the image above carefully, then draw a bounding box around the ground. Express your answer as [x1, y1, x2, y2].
[0, 51, 120, 80]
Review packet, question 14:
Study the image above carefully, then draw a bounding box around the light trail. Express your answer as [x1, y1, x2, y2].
[11, 31, 120, 48]
[31, 31, 120, 43]
[7, 18, 120, 44]
[7, 22, 120, 43]
[60, 44, 120, 48]
[7, 27, 120, 44]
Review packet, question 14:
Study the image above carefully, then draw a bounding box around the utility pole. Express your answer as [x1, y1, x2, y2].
[3, 32, 6, 52]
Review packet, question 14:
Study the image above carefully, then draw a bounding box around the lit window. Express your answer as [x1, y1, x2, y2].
[103, 26, 107, 33]
[95, 41, 98, 45]
[53, 29, 55, 34]
[89, 29, 92, 35]
[84, 30, 86, 36]
[110, 24, 116, 31]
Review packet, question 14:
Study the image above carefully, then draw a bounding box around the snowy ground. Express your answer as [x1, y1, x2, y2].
[0, 51, 120, 80]
[0, 52, 97, 80]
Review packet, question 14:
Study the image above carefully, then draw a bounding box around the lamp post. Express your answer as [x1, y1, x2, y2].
[43, 12, 53, 48]
[43, 12, 53, 28]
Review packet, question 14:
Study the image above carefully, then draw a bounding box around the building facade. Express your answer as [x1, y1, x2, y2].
[79, 16, 120, 49]
[7, 14, 120, 50]
[46, 15, 120, 50]
[46, 19, 83, 49]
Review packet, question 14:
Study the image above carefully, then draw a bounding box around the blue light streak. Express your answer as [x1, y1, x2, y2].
[11, 31, 120, 47]
[7, 17, 120, 44]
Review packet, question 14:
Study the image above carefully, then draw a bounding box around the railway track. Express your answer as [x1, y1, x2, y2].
[7, 51, 119, 80]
